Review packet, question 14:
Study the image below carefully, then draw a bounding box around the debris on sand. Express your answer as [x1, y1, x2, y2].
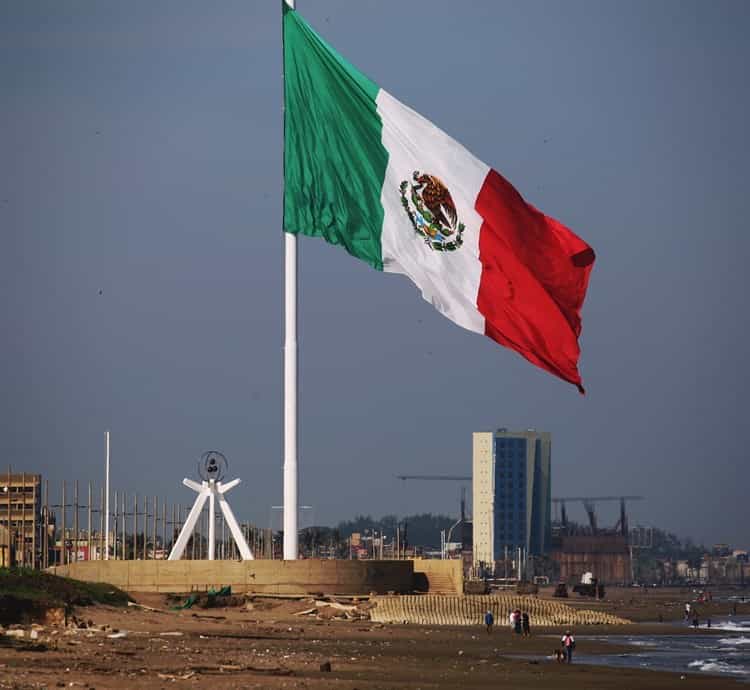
[292, 597, 372, 621]
[128, 601, 169, 614]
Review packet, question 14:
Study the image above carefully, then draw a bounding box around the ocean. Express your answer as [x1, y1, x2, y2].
[578, 617, 750, 681]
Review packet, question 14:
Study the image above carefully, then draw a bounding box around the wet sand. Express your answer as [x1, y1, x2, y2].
[540, 585, 749, 624]
[2, 589, 747, 689]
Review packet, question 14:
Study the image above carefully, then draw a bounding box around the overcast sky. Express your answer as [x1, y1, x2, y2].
[2, 0, 748, 549]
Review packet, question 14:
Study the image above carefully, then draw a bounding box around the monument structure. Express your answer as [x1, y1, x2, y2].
[168, 451, 253, 561]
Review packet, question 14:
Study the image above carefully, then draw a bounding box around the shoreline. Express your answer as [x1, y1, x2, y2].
[2, 590, 747, 688]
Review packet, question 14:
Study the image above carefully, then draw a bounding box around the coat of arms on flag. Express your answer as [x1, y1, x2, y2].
[399, 171, 465, 252]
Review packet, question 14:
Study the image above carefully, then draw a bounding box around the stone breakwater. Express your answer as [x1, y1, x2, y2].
[371, 594, 632, 626]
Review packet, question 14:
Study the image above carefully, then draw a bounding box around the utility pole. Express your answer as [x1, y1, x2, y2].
[61, 481, 66, 566]
[104, 430, 110, 560]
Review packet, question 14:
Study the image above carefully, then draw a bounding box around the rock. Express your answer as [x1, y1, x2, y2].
[44, 608, 66, 626]
[319, 661, 332, 672]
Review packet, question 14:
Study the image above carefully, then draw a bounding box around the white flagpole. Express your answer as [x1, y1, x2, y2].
[282, 0, 298, 561]
[104, 430, 110, 560]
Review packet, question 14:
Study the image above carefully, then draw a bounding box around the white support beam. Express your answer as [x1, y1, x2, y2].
[168, 477, 253, 561]
[168, 488, 209, 561]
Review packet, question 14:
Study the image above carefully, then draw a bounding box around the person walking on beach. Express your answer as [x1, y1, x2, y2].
[684, 602, 691, 621]
[692, 611, 700, 629]
[521, 611, 531, 638]
[484, 610, 494, 635]
[561, 630, 575, 663]
[513, 609, 522, 635]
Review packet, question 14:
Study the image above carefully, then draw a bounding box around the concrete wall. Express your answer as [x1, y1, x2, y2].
[48, 559, 414, 595]
[412, 559, 463, 595]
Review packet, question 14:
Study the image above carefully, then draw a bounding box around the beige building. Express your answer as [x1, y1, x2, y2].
[473, 429, 551, 569]
[0, 472, 42, 567]
[0, 525, 10, 567]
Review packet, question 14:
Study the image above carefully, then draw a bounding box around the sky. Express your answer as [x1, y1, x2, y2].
[2, 0, 749, 549]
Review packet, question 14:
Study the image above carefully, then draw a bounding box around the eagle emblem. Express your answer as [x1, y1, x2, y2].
[399, 171, 465, 252]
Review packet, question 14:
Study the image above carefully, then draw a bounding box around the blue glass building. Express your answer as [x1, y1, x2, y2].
[473, 429, 551, 567]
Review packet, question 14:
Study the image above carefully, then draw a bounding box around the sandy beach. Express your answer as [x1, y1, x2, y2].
[2, 588, 747, 689]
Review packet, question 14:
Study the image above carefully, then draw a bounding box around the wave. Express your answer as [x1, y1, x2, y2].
[625, 639, 659, 647]
[688, 658, 749, 677]
[718, 636, 750, 647]
[710, 620, 750, 632]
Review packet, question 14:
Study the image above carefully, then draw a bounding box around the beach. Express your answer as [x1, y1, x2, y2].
[2, 587, 748, 689]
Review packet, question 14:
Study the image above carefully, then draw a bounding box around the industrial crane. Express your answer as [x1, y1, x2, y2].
[396, 475, 471, 520]
[551, 496, 644, 535]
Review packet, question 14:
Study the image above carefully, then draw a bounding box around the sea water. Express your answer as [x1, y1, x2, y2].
[579, 618, 750, 681]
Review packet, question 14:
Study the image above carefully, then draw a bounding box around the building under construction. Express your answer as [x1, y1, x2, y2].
[549, 496, 638, 585]
[1, 472, 42, 567]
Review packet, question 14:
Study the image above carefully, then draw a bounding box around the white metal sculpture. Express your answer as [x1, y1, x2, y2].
[168, 451, 253, 561]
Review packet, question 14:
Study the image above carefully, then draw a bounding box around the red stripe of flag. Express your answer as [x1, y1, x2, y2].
[476, 169, 595, 393]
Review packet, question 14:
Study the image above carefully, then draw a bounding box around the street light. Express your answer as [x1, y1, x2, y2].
[445, 517, 462, 559]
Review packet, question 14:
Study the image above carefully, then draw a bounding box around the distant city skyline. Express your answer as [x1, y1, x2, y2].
[2, 1, 748, 550]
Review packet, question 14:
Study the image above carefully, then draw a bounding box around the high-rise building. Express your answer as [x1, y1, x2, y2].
[473, 429, 551, 567]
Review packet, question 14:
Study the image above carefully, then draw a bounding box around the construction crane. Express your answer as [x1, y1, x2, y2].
[552, 496, 644, 536]
[396, 475, 471, 481]
[551, 496, 644, 503]
[395, 474, 471, 529]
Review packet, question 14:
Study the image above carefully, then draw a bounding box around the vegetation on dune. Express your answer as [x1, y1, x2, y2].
[338, 513, 455, 548]
[293, 513, 456, 556]
[0, 567, 131, 609]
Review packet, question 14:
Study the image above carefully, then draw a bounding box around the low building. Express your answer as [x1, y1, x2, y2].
[551, 534, 631, 585]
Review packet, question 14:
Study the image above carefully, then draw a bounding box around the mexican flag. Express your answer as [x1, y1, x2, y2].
[283, 5, 595, 392]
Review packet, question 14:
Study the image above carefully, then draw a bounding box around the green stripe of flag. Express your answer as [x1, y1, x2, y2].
[283, 4, 388, 270]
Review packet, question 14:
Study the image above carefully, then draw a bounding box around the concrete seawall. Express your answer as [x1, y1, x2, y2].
[48, 559, 414, 596]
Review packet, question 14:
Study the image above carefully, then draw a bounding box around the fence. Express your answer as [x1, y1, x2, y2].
[2, 466, 275, 569]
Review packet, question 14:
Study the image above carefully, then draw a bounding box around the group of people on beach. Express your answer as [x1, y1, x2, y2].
[483, 610, 576, 663]
[508, 608, 531, 637]
[482, 608, 531, 637]
[684, 601, 714, 629]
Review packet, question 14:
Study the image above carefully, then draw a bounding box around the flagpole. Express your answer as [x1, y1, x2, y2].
[104, 430, 110, 560]
[282, 0, 298, 561]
